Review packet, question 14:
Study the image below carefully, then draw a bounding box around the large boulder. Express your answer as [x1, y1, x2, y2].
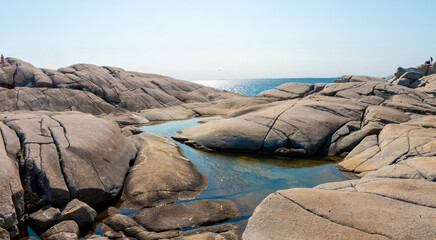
[28, 207, 62, 232]
[0, 66, 16, 88]
[0, 111, 136, 210]
[133, 199, 239, 232]
[394, 67, 423, 80]
[61, 199, 97, 228]
[121, 132, 207, 209]
[173, 96, 366, 157]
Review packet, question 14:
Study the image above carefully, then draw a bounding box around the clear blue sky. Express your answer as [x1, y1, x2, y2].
[1, 0, 435, 80]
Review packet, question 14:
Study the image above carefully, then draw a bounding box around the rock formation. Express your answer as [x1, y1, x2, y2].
[241, 66, 436, 239]
[0, 111, 136, 238]
[121, 132, 208, 209]
[0, 58, 242, 114]
[1, 57, 436, 239]
[173, 79, 436, 158]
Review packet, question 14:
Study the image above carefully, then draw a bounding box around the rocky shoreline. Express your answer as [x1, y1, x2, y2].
[0, 58, 435, 239]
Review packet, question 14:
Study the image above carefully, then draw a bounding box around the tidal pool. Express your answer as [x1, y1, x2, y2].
[139, 117, 350, 236]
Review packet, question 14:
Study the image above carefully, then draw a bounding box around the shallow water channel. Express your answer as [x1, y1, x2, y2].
[136, 117, 350, 236]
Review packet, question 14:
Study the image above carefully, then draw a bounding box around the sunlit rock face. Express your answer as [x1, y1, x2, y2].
[0, 111, 136, 212]
[0, 58, 242, 114]
[174, 78, 436, 158]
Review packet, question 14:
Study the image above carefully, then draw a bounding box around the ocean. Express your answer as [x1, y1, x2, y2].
[191, 78, 337, 96]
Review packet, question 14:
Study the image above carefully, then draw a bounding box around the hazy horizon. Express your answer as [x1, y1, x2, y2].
[1, 0, 435, 80]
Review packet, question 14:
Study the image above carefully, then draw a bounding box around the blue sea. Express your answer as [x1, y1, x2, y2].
[192, 78, 337, 96]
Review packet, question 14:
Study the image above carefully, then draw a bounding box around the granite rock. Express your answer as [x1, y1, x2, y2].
[0, 122, 24, 233]
[61, 199, 97, 228]
[133, 199, 238, 232]
[0, 111, 136, 210]
[122, 132, 207, 209]
[0, 58, 241, 113]
[243, 181, 436, 240]
[28, 207, 62, 232]
[40, 220, 79, 240]
[338, 116, 436, 178]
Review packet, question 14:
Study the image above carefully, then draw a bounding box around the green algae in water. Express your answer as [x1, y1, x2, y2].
[140, 117, 350, 236]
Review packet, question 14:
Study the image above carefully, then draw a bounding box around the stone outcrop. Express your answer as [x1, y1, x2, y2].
[0, 111, 136, 238]
[136, 97, 273, 123]
[0, 112, 137, 210]
[121, 132, 207, 209]
[243, 179, 436, 240]
[0, 58, 241, 114]
[417, 62, 436, 76]
[0, 122, 24, 235]
[241, 74, 436, 240]
[0, 87, 119, 115]
[173, 79, 436, 158]
[2, 57, 436, 239]
[133, 199, 238, 232]
[338, 116, 436, 178]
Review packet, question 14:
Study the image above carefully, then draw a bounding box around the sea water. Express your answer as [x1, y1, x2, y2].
[192, 78, 337, 96]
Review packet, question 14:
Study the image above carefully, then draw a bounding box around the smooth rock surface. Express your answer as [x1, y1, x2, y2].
[173, 96, 366, 156]
[362, 105, 410, 126]
[174, 79, 436, 157]
[0, 87, 119, 115]
[256, 82, 313, 99]
[1, 58, 241, 113]
[133, 199, 238, 232]
[244, 186, 436, 240]
[242, 191, 388, 240]
[0, 111, 136, 209]
[122, 132, 207, 209]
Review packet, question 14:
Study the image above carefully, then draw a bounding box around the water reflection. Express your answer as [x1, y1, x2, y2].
[140, 117, 349, 236]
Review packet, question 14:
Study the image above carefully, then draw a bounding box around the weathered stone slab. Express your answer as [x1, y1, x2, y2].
[133, 200, 238, 232]
[122, 132, 207, 209]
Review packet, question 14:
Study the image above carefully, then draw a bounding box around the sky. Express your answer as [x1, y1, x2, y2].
[1, 0, 435, 80]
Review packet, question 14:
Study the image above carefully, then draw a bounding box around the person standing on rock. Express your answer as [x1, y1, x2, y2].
[1, 54, 5, 67]
[431, 57, 433, 63]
